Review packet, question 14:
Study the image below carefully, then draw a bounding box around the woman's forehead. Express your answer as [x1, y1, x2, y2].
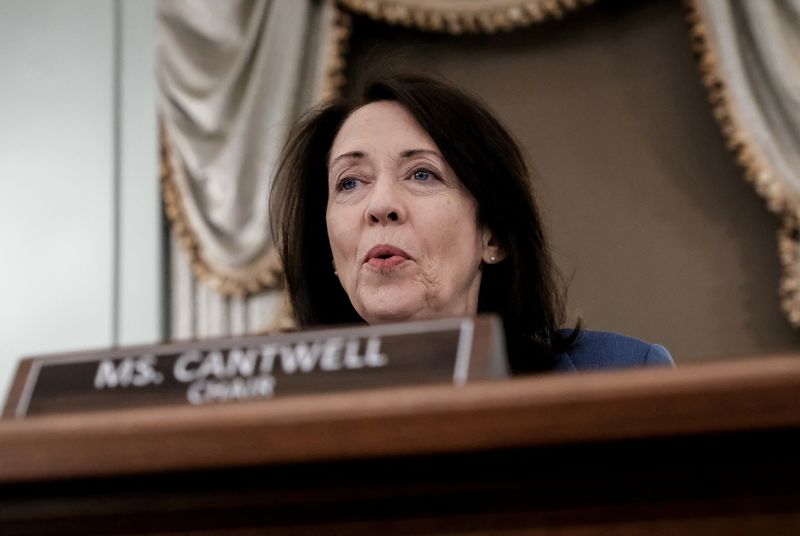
[329, 101, 439, 166]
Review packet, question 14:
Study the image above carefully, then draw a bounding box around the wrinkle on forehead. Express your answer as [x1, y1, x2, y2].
[328, 101, 439, 164]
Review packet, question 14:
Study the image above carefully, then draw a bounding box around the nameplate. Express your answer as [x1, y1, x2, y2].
[3, 315, 507, 419]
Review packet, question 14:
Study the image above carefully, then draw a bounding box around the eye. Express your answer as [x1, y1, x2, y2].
[412, 168, 433, 181]
[339, 177, 359, 191]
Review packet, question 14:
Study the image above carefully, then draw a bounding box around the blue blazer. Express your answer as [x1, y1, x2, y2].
[553, 330, 674, 371]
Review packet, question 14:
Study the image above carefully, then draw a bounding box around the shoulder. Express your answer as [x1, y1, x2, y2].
[553, 329, 674, 372]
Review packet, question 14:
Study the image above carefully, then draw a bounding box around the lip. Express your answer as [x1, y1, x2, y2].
[363, 244, 412, 270]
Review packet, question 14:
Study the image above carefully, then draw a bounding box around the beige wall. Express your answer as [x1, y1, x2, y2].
[344, 0, 800, 362]
[0, 0, 160, 400]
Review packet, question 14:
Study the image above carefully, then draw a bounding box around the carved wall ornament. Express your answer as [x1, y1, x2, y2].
[337, 0, 596, 34]
[686, 0, 800, 326]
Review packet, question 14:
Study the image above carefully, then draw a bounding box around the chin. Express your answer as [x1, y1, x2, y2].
[358, 296, 423, 324]
[361, 306, 419, 324]
[353, 283, 424, 324]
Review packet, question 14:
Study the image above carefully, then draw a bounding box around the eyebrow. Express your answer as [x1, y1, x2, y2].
[399, 149, 442, 160]
[329, 151, 366, 169]
[329, 148, 443, 169]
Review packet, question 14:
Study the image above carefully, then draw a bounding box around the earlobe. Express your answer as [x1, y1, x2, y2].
[482, 230, 506, 264]
[483, 249, 506, 264]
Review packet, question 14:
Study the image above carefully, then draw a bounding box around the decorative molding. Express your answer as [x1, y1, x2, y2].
[160, 122, 284, 298]
[779, 214, 800, 325]
[320, 6, 353, 101]
[685, 0, 800, 326]
[336, 0, 596, 34]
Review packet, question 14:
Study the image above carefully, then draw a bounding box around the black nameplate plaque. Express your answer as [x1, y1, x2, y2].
[3, 315, 507, 419]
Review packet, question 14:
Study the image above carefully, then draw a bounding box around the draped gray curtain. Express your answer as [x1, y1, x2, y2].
[688, 0, 800, 325]
[157, 0, 348, 338]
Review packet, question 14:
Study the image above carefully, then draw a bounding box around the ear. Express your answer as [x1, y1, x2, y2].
[480, 227, 506, 265]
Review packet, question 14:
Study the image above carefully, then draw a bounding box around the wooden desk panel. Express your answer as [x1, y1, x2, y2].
[0, 356, 799, 534]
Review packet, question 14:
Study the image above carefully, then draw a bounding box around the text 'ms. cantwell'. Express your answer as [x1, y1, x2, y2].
[93, 337, 388, 405]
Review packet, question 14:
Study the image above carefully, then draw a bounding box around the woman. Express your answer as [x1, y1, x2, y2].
[270, 73, 673, 373]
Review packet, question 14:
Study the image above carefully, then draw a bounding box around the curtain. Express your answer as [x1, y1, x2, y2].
[688, 0, 800, 325]
[157, 0, 349, 338]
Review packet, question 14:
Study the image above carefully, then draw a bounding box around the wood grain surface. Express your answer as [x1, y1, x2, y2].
[1, 354, 798, 482]
[2, 355, 800, 534]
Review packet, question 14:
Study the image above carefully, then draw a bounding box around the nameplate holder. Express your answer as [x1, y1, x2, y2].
[3, 315, 507, 419]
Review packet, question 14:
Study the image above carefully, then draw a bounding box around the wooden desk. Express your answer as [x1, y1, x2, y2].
[1, 356, 799, 534]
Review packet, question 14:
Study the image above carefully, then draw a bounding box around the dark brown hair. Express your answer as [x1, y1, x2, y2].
[270, 73, 577, 372]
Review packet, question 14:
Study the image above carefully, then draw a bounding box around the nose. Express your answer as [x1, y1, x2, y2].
[365, 177, 406, 225]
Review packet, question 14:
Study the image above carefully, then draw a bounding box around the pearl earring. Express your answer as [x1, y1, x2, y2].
[489, 256, 496, 263]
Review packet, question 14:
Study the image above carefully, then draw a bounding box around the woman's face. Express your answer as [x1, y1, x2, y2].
[326, 100, 502, 324]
